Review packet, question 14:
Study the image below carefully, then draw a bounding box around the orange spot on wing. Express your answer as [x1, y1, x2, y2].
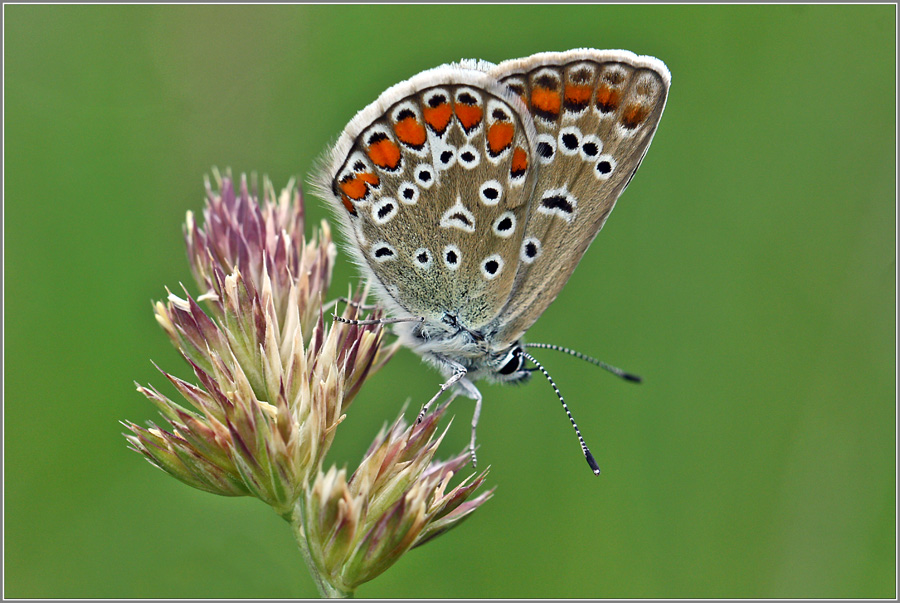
[394, 116, 427, 147]
[487, 122, 515, 155]
[339, 172, 380, 200]
[423, 103, 452, 134]
[358, 172, 379, 187]
[367, 138, 401, 170]
[531, 87, 561, 115]
[565, 85, 592, 104]
[339, 178, 365, 200]
[510, 146, 528, 177]
[621, 104, 649, 129]
[340, 194, 357, 216]
[596, 85, 621, 112]
[455, 103, 483, 131]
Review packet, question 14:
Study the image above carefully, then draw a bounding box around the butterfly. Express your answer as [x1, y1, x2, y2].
[314, 48, 670, 475]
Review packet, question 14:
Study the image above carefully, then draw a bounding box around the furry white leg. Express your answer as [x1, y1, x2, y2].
[417, 391, 459, 425]
[416, 361, 467, 424]
[468, 385, 484, 468]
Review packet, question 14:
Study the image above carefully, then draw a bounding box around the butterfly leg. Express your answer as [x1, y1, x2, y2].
[447, 377, 485, 468]
[416, 361, 467, 424]
[468, 385, 483, 468]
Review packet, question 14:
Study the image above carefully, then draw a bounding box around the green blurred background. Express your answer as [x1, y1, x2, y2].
[4, 4, 895, 598]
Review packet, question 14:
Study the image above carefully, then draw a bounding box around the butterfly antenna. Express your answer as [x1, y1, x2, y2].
[333, 314, 425, 327]
[521, 351, 601, 476]
[524, 343, 642, 383]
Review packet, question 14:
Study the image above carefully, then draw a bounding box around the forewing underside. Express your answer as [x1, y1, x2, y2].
[322, 70, 538, 329]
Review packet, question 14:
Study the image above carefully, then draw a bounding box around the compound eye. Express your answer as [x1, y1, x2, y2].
[498, 351, 523, 376]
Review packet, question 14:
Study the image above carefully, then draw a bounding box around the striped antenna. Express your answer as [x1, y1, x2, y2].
[332, 314, 425, 327]
[521, 350, 601, 476]
[524, 343, 642, 383]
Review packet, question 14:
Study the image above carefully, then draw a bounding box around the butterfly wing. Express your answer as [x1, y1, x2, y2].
[485, 49, 671, 344]
[316, 65, 540, 331]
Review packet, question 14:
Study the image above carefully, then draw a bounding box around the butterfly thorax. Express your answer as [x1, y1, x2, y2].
[394, 316, 531, 385]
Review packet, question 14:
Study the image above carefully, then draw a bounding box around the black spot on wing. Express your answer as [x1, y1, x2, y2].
[541, 195, 574, 214]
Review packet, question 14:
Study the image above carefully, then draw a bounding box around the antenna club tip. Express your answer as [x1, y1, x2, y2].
[586, 451, 601, 475]
[623, 373, 643, 383]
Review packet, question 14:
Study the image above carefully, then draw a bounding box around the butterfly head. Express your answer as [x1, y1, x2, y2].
[487, 342, 532, 384]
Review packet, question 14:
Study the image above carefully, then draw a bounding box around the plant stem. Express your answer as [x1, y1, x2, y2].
[290, 505, 353, 598]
